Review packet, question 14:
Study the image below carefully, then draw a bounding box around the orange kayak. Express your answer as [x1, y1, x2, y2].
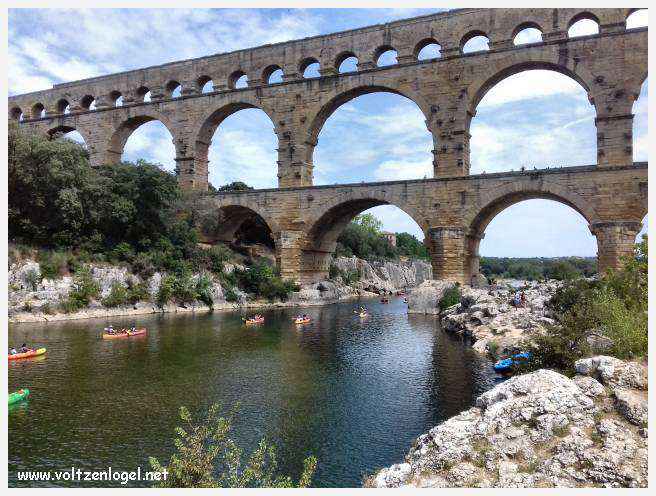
[294, 318, 311, 324]
[244, 318, 264, 325]
[102, 329, 147, 340]
[8, 348, 46, 360]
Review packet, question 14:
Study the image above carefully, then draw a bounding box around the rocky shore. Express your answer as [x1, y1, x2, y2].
[407, 279, 561, 359]
[367, 356, 648, 488]
[8, 256, 432, 323]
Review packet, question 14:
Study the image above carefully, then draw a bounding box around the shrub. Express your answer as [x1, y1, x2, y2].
[101, 280, 129, 308]
[439, 284, 461, 312]
[195, 274, 214, 308]
[206, 244, 234, 274]
[224, 286, 240, 303]
[22, 301, 33, 312]
[38, 250, 69, 279]
[60, 267, 100, 313]
[522, 238, 647, 374]
[25, 268, 41, 290]
[126, 278, 150, 304]
[41, 303, 54, 315]
[156, 275, 176, 307]
[148, 403, 316, 488]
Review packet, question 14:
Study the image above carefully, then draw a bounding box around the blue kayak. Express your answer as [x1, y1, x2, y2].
[493, 352, 531, 373]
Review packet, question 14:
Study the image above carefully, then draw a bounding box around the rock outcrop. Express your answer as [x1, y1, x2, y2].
[332, 257, 432, 294]
[9, 256, 428, 322]
[407, 280, 561, 358]
[367, 357, 648, 488]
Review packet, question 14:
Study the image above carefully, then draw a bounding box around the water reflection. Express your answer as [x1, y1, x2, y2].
[9, 297, 495, 487]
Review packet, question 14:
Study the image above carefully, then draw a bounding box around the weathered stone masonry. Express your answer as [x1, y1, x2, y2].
[8, 8, 648, 284]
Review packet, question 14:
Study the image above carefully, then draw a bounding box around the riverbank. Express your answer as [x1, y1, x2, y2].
[367, 356, 648, 488]
[9, 256, 430, 323]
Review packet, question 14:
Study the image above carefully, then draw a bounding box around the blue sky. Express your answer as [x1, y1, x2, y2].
[9, 8, 648, 257]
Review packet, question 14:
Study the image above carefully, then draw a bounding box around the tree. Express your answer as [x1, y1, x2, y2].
[149, 403, 317, 488]
[218, 181, 253, 192]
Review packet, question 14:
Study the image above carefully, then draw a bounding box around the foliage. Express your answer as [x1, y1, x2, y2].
[328, 264, 360, 285]
[217, 181, 253, 192]
[521, 237, 648, 374]
[395, 232, 429, 260]
[438, 284, 461, 312]
[224, 286, 240, 303]
[60, 267, 100, 313]
[148, 403, 317, 488]
[232, 261, 298, 302]
[480, 256, 597, 281]
[334, 215, 396, 261]
[101, 280, 129, 308]
[25, 268, 41, 290]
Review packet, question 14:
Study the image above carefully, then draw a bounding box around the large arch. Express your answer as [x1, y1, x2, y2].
[194, 100, 279, 188]
[306, 84, 434, 184]
[106, 109, 179, 166]
[47, 124, 90, 147]
[464, 181, 600, 283]
[301, 194, 428, 283]
[212, 204, 279, 248]
[468, 61, 595, 114]
[468, 62, 597, 174]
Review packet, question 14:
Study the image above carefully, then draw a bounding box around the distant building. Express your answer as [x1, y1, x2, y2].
[381, 231, 396, 247]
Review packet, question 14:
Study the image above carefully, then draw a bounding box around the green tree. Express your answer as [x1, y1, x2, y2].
[149, 403, 317, 488]
[218, 181, 253, 192]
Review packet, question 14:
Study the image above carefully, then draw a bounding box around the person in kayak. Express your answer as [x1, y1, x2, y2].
[9, 347, 17, 355]
[18, 343, 31, 353]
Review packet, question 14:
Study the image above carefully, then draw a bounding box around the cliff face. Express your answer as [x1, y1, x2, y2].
[9, 256, 430, 322]
[332, 256, 432, 293]
[368, 357, 648, 488]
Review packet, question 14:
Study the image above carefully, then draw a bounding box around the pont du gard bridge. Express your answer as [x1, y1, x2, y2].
[9, 8, 648, 285]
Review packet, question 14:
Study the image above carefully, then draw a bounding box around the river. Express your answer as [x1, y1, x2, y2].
[8, 296, 497, 488]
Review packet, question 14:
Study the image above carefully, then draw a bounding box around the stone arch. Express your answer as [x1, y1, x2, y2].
[212, 202, 280, 250]
[335, 51, 358, 72]
[305, 83, 434, 170]
[567, 11, 601, 30]
[106, 109, 179, 165]
[47, 124, 90, 146]
[228, 70, 248, 89]
[31, 102, 45, 119]
[56, 98, 70, 114]
[414, 38, 441, 59]
[463, 180, 600, 282]
[469, 60, 595, 113]
[460, 30, 490, 53]
[511, 22, 544, 44]
[299, 57, 320, 78]
[262, 64, 284, 84]
[193, 99, 280, 185]
[301, 193, 428, 283]
[10, 106, 23, 120]
[373, 45, 398, 66]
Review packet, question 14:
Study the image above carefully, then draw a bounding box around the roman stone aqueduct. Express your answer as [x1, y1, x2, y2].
[9, 8, 648, 284]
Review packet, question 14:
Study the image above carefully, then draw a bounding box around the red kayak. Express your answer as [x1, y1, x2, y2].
[102, 329, 147, 340]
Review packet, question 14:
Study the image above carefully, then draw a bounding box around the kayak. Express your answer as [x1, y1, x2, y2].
[8, 348, 46, 360]
[245, 318, 264, 325]
[294, 318, 311, 324]
[9, 388, 30, 405]
[102, 329, 147, 340]
[493, 352, 531, 373]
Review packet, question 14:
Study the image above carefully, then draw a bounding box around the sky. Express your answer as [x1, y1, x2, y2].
[8, 8, 648, 257]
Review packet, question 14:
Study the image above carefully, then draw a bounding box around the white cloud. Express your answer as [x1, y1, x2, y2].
[478, 70, 584, 108]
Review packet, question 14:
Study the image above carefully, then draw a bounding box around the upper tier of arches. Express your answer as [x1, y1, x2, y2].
[9, 8, 645, 121]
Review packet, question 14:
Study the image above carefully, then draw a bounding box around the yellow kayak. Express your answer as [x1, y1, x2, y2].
[8, 348, 46, 360]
